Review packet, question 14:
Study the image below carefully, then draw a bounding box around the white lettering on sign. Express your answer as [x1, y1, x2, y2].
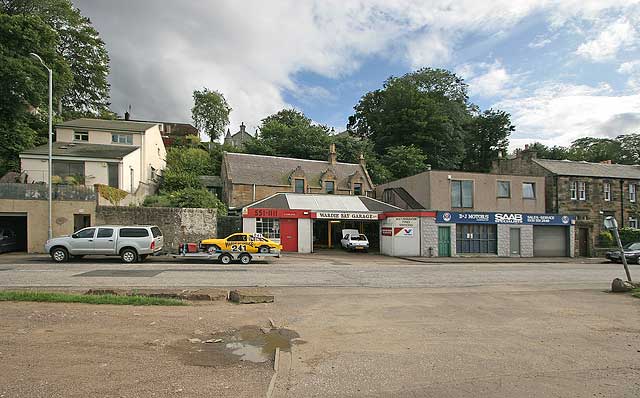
[495, 213, 523, 224]
[316, 212, 378, 220]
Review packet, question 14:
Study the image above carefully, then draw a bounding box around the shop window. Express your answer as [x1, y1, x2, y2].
[456, 224, 497, 254]
[256, 218, 280, 239]
[73, 131, 88, 141]
[353, 183, 362, 195]
[497, 181, 510, 198]
[577, 182, 586, 201]
[325, 181, 335, 194]
[630, 183, 636, 203]
[451, 180, 473, 208]
[603, 182, 611, 201]
[294, 179, 305, 193]
[629, 217, 638, 229]
[112, 133, 133, 145]
[570, 181, 577, 200]
[523, 182, 536, 199]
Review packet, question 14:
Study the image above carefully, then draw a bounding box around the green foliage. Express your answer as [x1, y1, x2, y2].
[598, 231, 614, 247]
[527, 142, 570, 160]
[96, 184, 128, 205]
[619, 227, 640, 245]
[191, 88, 231, 141]
[526, 134, 640, 165]
[381, 145, 428, 180]
[142, 194, 172, 208]
[208, 141, 244, 175]
[332, 133, 390, 184]
[244, 109, 332, 160]
[0, 290, 186, 306]
[165, 188, 227, 214]
[161, 147, 214, 192]
[462, 109, 513, 172]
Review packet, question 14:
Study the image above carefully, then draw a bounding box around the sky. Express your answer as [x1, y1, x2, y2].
[74, 0, 640, 149]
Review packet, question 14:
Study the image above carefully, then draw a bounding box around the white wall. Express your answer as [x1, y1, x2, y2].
[121, 149, 141, 192]
[20, 158, 49, 183]
[380, 216, 421, 256]
[84, 161, 109, 186]
[243, 217, 256, 233]
[142, 125, 166, 183]
[298, 218, 312, 253]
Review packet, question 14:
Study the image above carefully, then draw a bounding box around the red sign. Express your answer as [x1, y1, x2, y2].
[244, 208, 310, 219]
[381, 227, 393, 236]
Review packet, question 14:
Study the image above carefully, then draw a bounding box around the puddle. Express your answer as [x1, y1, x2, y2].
[169, 325, 303, 367]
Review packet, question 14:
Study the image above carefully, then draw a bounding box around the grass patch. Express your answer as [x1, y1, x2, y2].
[632, 288, 640, 299]
[0, 291, 186, 306]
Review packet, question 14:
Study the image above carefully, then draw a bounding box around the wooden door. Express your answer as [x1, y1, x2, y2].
[280, 219, 298, 252]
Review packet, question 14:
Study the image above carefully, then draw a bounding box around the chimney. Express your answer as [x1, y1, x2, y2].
[239, 122, 246, 134]
[329, 143, 337, 165]
[124, 110, 130, 121]
[359, 153, 366, 167]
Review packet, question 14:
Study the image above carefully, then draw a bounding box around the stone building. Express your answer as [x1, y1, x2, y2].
[492, 148, 640, 256]
[221, 144, 374, 210]
[224, 122, 254, 148]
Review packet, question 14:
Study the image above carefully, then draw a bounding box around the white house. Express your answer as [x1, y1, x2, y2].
[19, 118, 167, 193]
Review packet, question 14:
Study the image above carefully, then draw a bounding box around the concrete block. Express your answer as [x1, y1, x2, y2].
[228, 289, 274, 304]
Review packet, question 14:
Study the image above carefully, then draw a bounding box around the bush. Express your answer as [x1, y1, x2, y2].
[619, 227, 640, 245]
[598, 231, 614, 247]
[142, 194, 172, 208]
[143, 188, 227, 215]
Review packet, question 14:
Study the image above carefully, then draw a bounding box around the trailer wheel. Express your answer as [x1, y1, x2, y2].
[238, 253, 251, 264]
[219, 253, 233, 265]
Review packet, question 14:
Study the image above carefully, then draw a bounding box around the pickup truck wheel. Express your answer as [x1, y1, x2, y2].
[239, 253, 252, 264]
[219, 253, 233, 265]
[258, 246, 270, 254]
[121, 248, 138, 264]
[51, 247, 69, 263]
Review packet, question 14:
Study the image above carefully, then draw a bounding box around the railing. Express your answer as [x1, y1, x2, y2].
[0, 183, 96, 201]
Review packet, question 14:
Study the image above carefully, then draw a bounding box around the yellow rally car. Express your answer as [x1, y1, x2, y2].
[200, 233, 282, 254]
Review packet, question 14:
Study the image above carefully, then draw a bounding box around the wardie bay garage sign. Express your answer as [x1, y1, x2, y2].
[436, 211, 574, 225]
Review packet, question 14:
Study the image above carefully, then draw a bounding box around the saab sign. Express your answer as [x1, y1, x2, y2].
[436, 211, 574, 226]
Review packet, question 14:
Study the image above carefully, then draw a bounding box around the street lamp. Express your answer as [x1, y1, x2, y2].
[30, 53, 53, 240]
[604, 216, 633, 282]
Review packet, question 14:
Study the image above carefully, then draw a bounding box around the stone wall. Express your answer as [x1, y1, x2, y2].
[96, 206, 216, 252]
[497, 224, 533, 257]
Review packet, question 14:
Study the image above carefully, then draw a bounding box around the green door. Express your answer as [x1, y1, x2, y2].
[438, 226, 451, 257]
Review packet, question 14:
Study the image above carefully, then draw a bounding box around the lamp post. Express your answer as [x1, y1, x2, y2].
[604, 216, 632, 282]
[30, 53, 53, 240]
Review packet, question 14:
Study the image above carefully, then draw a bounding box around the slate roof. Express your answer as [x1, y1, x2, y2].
[56, 118, 158, 132]
[246, 193, 401, 212]
[534, 159, 640, 179]
[223, 152, 373, 190]
[21, 142, 139, 159]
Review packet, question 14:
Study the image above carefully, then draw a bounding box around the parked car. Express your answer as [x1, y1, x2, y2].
[0, 227, 19, 253]
[45, 225, 163, 263]
[605, 242, 640, 264]
[200, 232, 282, 254]
[341, 231, 369, 252]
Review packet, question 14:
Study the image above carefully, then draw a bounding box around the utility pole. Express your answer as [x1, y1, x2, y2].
[604, 216, 633, 282]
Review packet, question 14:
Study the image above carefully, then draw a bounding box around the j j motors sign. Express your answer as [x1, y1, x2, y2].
[436, 211, 575, 226]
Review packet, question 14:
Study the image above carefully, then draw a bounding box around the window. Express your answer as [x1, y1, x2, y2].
[111, 133, 133, 145]
[325, 181, 335, 194]
[456, 224, 497, 254]
[53, 160, 85, 182]
[96, 228, 113, 238]
[256, 218, 280, 239]
[151, 227, 162, 237]
[73, 131, 88, 141]
[603, 182, 611, 201]
[353, 183, 362, 196]
[629, 218, 638, 229]
[523, 182, 536, 199]
[497, 181, 511, 198]
[451, 180, 473, 208]
[630, 184, 636, 203]
[578, 182, 586, 201]
[294, 179, 305, 193]
[570, 181, 577, 200]
[227, 234, 247, 242]
[119, 228, 149, 238]
[75, 228, 95, 239]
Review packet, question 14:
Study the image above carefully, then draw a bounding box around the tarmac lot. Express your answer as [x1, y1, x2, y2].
[1, 252, 639, 397]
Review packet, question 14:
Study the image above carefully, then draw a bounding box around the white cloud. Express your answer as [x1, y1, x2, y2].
[575, 18, 638, 61]
[618, 60, 640, 88]
[456, 60, 518, 98]
[495, 82, 640, 148]
[528, 37, 552, 49]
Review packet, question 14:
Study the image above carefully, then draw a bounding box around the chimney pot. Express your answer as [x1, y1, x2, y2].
[124, 111, 130, 121]
[329, 143, 337, 165]
[239, 122, 245, 133]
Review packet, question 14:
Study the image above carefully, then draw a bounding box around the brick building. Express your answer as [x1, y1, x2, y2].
[492, 148, 640, 256]
[221, 144, 374, 210]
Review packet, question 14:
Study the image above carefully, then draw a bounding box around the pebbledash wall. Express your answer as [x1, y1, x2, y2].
[96, 206, 217, 251]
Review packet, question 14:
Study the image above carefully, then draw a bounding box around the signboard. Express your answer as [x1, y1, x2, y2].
[436, 211, 574, 226]
[314, 212, 379, 220]
[394, 227, 414, 237]
[381, 227, 393, 236]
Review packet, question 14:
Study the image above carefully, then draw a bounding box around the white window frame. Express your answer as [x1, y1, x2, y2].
[603, 182, 611, 202]
[111, 133, 133, 145]
[578, 181, 586, 201]
[73, 131, 89, 141]
[629, 217, 638, 229]
[522, 182, 536, 199]
[570, 181, 577, 200]
[256, 218, 280, 239]
[630, 183, 637, 203]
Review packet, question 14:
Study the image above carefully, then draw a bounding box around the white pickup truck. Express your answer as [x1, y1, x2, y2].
[44, 225, 164, 263]
[340, 229, 369, 252]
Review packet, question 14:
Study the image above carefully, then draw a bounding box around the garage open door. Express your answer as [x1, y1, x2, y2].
[533, 226, 568, 257]
[0, 213, 27, 253]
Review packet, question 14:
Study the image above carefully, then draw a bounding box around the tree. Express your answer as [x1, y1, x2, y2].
[381, 145, 428, 180]
[567, 137, 622, 163]
[243, 109, 332, 160]
[208, 141, 243, 176]
[191, 88, 231, 141]
[348, 69, 471, 170]
[616, 134, 640, 164]
[2, 0, 111, 117]
[161, 147, 214, 192]
[462, 109, 513, 172]
[528, 142, 570, 160]
[332, 133, 390, 184]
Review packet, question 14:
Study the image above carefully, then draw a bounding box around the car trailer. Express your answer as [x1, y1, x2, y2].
[172, 250, 280, 264]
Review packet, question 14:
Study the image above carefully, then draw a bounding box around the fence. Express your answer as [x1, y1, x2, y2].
[0, 183, 96, 201]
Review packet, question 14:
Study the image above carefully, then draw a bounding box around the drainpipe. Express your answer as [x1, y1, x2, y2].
[620, 180, 625, 227]
[252, 184, 256, 202]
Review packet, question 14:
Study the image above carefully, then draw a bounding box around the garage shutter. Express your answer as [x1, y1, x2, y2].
[533, 226, 568, 257]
